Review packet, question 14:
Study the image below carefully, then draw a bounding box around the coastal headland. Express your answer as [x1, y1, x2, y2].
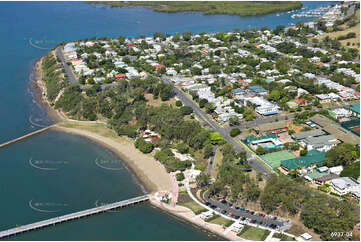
[32, 56, 237, 240]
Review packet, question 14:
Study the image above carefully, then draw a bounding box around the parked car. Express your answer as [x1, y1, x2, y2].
[235, 215, 240, 219]
[205, 202, 210, 206]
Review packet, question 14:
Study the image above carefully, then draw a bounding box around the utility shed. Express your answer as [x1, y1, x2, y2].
[310, 114, 360, 145]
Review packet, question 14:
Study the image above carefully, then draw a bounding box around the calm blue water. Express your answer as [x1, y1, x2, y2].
[0, 1, 334, 240]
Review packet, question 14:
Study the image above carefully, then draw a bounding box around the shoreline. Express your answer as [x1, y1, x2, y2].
[32, 53, 235, 240]
[149, 197, 240, 241]
[31, 57, 66, 123]
[53, 123, 173, 193]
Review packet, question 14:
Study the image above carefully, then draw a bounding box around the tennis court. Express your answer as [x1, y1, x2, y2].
[261, 150, 296, 169]
[341, 119, 360, 136]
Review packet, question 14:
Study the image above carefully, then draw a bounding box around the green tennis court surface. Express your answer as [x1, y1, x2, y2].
[262, 150, 296, 169]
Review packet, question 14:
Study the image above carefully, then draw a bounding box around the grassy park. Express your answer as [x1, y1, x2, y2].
[238, 225, 270, 241]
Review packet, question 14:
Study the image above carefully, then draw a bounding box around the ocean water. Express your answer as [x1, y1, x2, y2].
[0, 1, 334, 240]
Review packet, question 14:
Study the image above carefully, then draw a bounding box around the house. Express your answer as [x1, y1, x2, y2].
[328, 108, 352, 120]
[247, 85, 268, 95]
[114, 73, 126, 79]
[200, 211, 213, 220]
[329, 165, 343, 175]
[301, 233, 312, 240]
[301, 135, 339, 152]
[231, 223, 244, 233]
[287, 101, 298, 109]
[331, 177, 360, 196]
[295, 98, 309, 106]
[313, 173, 339, 185]
[346, 103, 360, 118]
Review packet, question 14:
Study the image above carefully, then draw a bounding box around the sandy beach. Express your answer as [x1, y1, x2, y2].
[34, 54, 233, 240]
[54, 122, 172, 193]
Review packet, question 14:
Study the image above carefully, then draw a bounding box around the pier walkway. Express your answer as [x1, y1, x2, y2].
[0, 194, 149, 239]
[0, 125, 54, 149]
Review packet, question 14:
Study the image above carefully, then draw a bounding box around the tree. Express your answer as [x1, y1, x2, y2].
[180, 106, 193, 115]
[340, 162, 360, 179]
[116, 125, 137, 138]
[199, 98, 208, 108]
[229, 116, 240, 126]
[176, 143, 189, 154]
[176, 172, 185, 181]
[325, 143, 360, 167]
[196, 172, 210, 187]
[256, 146, 267, 155]
[300, 148, 308, 156]
[209, 132, 226, 145]
[204, 144, 213, 158]
[284, 142, 300, 151]
[175, 100, 183, 107]
[230, 128, 241, 137]
[182, 30, 192, 41]
[134, 138, 154, 153]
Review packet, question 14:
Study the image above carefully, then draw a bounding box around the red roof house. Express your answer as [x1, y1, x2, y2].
[114, 73, 126, 78]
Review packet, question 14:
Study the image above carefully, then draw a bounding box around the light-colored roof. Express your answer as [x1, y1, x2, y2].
[310, 114, 360, 145]
[292, 129, 325, 140]
[301, 233, 312, 240]
[331, 177, 359, 190]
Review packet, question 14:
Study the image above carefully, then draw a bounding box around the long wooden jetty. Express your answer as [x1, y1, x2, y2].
[0, 125, 54, 148]
[0, 194, 149, 239]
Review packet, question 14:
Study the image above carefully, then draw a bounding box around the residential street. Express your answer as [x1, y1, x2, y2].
[55, 46, 78, 85]
[162, 76, 272, 176]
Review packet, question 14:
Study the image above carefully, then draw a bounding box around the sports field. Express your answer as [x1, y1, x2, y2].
[261, 150, 296, 169]
[341, 119, 360, 136]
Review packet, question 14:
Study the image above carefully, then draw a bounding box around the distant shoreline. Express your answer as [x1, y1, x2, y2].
[90, 1, 303, 18]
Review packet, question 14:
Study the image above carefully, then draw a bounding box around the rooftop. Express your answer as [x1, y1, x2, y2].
[281, 150, 326, 170]
[292, 129, 325, 140]
[310, 114, 360, 145]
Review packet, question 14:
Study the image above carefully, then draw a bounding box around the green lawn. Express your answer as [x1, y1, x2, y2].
[207, 215, 234, 227]
[239, 226, 270, 241]
[178, 200, 207, 215]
